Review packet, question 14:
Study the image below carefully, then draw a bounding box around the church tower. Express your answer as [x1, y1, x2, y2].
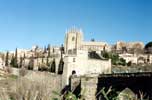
[64, 27, 83, 54]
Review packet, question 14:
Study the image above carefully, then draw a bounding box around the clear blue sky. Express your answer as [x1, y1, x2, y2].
[0, 0, 152, 51]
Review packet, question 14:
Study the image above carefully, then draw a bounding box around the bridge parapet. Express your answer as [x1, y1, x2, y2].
[99, 72, 152, 78]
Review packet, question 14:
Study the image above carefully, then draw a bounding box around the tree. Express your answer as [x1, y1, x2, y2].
[145, 41, 152, 49]
[34, 45, 39, 58]
[28, 55, 34, 70]
[50, 58, 56, 73]
[145, 41, 152, 53]
[23, 53, 26, 59]
[58, 45, 64, 74]
[5, 51, 9, 66]
[91, 38, 95, 42]
[96, 86, 118, 100]
[10, 55, 16, 68]
[15, 48, 18, 59]
[53, 48, 55, 53]
[47, 44, 51, 57]
[46, 57, 50, 67]
[10, 49, 18, 68]
[19, 57, 23, 68]
[111, 53, 119, 65]
[119, 58, 126, 66]
[102, 52, 109, 59]
[14, 48, 18, 68]
[43, 46, 47, 54]
[60, 44, 64, 54]
[58, 58, 64, 74]
[127, 61, 132, 66]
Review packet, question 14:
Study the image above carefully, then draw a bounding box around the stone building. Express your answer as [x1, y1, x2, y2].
[62, 50, 111, 87]
[119, 53, 152, 65]
[115, 41, 144, 54]
[62, 28, 112, 87]
[119, 53, 138, 64]
[64, 28, 110, 54]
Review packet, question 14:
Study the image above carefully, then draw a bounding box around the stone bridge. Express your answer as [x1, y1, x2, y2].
[70, 72, 152, 100]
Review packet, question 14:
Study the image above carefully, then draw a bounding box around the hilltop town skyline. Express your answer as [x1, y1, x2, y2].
[0, 27, 150, 52]
[0, 0, 152, 100]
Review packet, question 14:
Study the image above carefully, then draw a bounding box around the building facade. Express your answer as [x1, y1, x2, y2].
[64, 28, 110, 54]
[62, 50, 111, 87]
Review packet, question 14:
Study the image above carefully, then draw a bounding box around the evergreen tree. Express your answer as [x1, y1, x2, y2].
[58, 45, 64, 74]
[46, 57, 50, 66]
[91, 38, 95, 42]
[43, 46, 47, 54]
[28, 55, 34, 70]
[50, 58, 56, 73]
[60, 44, 64, 54]
[10, 55, 17, 68]
[145, 41, 152, 53]
[102, 52, 110, 59]
[5, 51, 9, 66]
[58, 58, 64, 74]
[34, 45, 39, 58]
[47, 44, 51, 57]
[53, 48, 55, 53]
[14, 48, 18, 68]
[119, 58, 126, 66]
[10, 48, 18, 68]
[23, 53, 26, 59]
[15, 48, 18, 59]
[19, 57, 23, 68]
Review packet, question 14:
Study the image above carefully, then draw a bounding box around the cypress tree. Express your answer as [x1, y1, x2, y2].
[58, 44, 64, 74]
[53, 48, 55, 53]
[10, 55, 15, 67]
[14, 48, 18, 68]
[58, 58, 64, 74]
[23, 53, 26, 59]
[50, 58, 56, 73]
[10, 48, 18, 68]
[5, 51, 9, 66]
[19, 57, 23, 68]
[46, 57, 49, 66]
[28, 55, 34, 70]
[47, 44, 51, 57]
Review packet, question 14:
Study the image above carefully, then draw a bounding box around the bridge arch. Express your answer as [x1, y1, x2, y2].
[97, 73, 152, 100]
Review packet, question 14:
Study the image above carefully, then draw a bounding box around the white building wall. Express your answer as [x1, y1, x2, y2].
[119, 53, 138, 64]
[149, 55, 152, 64]
[62, 50, 111, 88]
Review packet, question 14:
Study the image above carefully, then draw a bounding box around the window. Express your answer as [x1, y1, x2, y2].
[72, 37, 75, 41]
[72, 70, 76, 75]
[73, 58, 76, 62]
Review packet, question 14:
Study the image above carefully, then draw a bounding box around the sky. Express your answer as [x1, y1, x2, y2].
[0, 0, 152, 51]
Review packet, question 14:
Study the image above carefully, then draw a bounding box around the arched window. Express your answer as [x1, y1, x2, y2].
[72, 37, 75, 41]
[72, 70, 76, 75]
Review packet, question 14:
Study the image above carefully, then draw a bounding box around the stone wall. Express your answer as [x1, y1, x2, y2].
[24, 71, 62, 93]
[81, 76, 98, 100]
[70, 75, 80, 92]
[70, 75, 98, 100]
[62, 50, 111, 87]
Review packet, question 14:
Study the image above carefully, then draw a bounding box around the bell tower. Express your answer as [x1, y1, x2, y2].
[64, 27, 83, 54]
